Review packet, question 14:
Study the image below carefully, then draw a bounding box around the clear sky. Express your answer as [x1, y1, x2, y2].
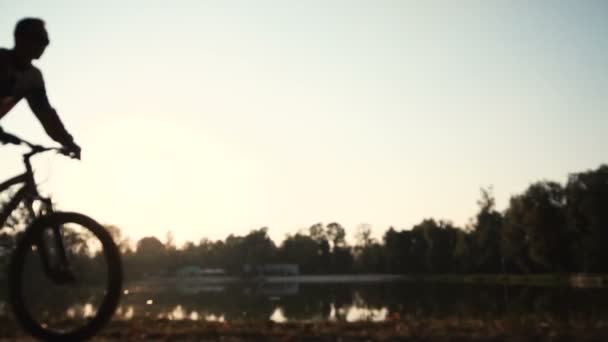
[1, 1, 606, 246]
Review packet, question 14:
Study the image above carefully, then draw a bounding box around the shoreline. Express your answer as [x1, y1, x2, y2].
[130, 273, 608, 288]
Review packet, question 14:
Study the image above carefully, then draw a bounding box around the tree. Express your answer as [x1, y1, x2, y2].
[135, 236, 167, 276]
[503, 181, 568, 273]
[355, 224, 374, 248]
[353, 224, 384, 273]
[317, 239, 331, 273]
[309, 223, 326, 242]
[165, 231, 176, 252]
[136, 236, 166, 255]
[326, 222, 346, 250]
[280, 233, 319, 273]
[105, 225, 133, 254]
[354, 242, 385, 273]
[383, 227, 426, 274]
[453, 230, 473, 273]
[222, 234, 246, 274]
[165, 230, 180, 274]
[413, 219, 460, 274]
[469, 187, 504, 273]
[242, 227, 277, 267]
[307, 223, 331, 273]
[331, 246, 354, 273]
[565, 165, 608, 272]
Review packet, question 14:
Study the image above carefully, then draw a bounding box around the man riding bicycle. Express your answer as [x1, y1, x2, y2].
[0, 17, 80, 157]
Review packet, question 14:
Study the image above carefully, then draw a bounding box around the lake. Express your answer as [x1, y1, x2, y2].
[2, 277, 608, 324]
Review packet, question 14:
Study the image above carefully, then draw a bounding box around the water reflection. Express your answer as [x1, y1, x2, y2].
[345, 307, 388, 322]
[164, 305, 186, 320]
[270, 308, 287, 323]
[204, 313, 225, 322]
[115, 305, 134, 320]
[109, 281, 608, 323]
[2, 281, 608, 324]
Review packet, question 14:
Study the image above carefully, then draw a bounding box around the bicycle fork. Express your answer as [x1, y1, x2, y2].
[27, 199, 76, 284]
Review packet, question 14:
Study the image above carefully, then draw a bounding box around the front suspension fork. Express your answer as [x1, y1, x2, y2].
[27, 199, 75, 284]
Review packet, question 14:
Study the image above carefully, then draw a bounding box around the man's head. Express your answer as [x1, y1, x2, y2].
[14, 18, 50, 61]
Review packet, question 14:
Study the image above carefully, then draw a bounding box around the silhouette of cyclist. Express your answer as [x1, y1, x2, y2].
[0, 18, 80, 157]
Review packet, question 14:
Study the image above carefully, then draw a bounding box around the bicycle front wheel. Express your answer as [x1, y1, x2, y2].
[8, 212, 122, 341]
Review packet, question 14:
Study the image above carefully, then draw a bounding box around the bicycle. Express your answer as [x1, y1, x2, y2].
[0, 129, 122, 341]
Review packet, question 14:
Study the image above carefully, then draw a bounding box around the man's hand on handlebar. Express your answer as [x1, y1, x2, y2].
[0, 128, 22, 145]
[62, 141, 81, 160]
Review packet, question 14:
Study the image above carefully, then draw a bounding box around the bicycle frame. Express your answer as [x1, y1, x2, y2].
[0, 160, 72, 283]
[0, 135, 56, 229]
[0, 173, 37, 229]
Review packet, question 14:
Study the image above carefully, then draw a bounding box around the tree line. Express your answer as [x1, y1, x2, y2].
[1, 164, 607, 278]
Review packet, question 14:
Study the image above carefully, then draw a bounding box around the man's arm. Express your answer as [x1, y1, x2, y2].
[26, 86, 75, 147]
[23, 68, 80, 157]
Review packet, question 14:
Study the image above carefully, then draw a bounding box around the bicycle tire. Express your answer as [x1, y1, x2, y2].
[8, 212, 123, 341]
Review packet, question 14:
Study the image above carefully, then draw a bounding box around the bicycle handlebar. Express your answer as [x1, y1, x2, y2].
[0, 129, 76, 159]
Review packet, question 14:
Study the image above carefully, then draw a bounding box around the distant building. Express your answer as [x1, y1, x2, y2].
[243, 264, 299, 276]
